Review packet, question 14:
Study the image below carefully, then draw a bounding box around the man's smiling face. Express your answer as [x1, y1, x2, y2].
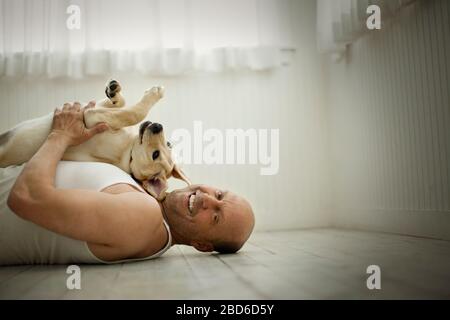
[161, 184, 255, 253]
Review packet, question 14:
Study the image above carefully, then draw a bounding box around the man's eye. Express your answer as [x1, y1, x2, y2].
[152, 150, 160, 160]
[213, 214, 219, 223]
[216, 191, 223, 200]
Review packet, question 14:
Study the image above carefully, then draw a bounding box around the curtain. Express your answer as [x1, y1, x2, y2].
[0, 0, 294, 78]
[317, 0, 417, 57]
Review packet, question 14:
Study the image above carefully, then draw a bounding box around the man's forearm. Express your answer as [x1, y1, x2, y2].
[8, 132, 70, 209]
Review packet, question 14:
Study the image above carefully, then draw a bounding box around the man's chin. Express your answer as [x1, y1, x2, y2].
[164, 189, 186, 215]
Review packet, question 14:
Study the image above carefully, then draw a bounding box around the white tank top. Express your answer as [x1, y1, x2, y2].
[0, 161, 172, 265]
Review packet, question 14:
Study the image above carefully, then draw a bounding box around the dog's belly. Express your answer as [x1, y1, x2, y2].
[63, 128, 135, 173]
[0, 110, 135, 170]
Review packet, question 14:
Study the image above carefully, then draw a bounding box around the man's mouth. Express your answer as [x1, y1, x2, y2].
[188, 192, 196, 215]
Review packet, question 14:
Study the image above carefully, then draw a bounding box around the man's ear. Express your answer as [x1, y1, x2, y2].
[142, 177, 168, 200]
[191, 241, 214, 253]
[172, 164, 191, 186]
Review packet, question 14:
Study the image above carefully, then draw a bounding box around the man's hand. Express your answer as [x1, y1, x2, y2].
[51, 101, 108, 146]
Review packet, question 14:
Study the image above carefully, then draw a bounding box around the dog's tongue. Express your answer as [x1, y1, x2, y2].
[149, 178, 162, 191]
[147, 177, 166, 200]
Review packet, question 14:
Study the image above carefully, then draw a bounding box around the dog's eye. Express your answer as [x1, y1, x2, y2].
[167, 141, 172, 148]
[152, 150, 160, 160]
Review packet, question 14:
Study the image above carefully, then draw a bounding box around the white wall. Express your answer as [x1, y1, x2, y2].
[326, 0, 450, 239]
[2, 0, 448, 240]
[0, 0, 331, 232]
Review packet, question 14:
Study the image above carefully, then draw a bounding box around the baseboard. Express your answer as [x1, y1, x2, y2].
[331, 208, 450, 241]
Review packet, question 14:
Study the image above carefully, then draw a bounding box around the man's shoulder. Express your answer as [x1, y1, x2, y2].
[104, 186, 166, 257]
[117, 191, 168, 259]
[102, 184, 163, 227]
[113, 187, 162, 217]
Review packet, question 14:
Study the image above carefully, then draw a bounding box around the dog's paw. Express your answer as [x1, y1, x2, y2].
[105, 79, 122, 101]
[143, 86, 165, 102]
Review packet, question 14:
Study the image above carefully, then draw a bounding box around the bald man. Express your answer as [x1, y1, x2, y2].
[1, 102, 254, 265]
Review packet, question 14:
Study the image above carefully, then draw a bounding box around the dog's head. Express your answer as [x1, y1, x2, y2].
[130, 120, 190, 200]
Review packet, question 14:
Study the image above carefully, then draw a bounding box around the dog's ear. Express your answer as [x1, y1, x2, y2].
[142, 177, 168, 200]
[172, 164, 191, 185]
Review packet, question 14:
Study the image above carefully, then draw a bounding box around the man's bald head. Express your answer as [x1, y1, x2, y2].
[161, 185, 255, 254]
[212, 195, 254, 253]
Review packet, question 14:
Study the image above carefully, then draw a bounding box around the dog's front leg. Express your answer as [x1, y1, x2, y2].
[84, 86, 164, 130]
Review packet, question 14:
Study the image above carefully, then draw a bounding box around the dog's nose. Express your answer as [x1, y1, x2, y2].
[149, 122, 163, 134]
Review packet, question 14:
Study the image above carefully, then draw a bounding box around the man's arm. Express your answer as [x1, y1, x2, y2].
[7, 102, 161, 252]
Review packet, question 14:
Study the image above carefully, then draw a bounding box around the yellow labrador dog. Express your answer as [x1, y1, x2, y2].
[0, 79, 190, 199]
